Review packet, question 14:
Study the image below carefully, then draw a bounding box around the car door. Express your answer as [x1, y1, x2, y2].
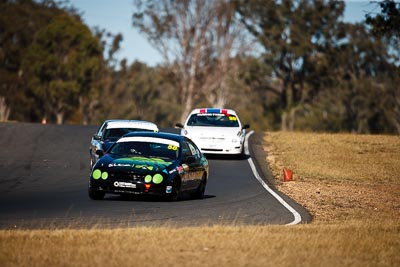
[179, 141, 192, 190]
[184, 139, 204, 190]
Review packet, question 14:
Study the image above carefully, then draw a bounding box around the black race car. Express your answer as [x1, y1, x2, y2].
[88, 132, 209, 201]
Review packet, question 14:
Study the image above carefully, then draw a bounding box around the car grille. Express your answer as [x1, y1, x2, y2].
[109, 172, 145, 182]
[200, 137, 225, 141]
[202, 148, 223, 152]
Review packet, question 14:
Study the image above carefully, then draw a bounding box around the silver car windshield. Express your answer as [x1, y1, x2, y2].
[103, 128, 153, 141]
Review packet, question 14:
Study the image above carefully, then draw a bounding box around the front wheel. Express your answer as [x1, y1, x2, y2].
[88, 188, 105, 200]
[192, 175, 207, 199]
[167, 178, 181, 201]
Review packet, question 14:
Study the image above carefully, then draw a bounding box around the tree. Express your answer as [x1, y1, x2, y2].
[0, 0, 54, 122]
[132, 0, 249, 122]
[366, 0, 400, 39]
[366, 0, 400, 66]
[0, 0, 105, 124]
[197, 1, 251, 109]
[22, 12, 103, 124]
[236, 0, 345, 130]
[365, 1, 400, 133]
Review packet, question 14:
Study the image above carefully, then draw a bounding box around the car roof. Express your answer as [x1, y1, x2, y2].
[104, 120, 158, 130]
[120, 131, 184, 143]
[189, 108, 238, 116]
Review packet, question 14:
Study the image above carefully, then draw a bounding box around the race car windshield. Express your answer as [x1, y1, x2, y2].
[187, 113, 239, 127]
[103, 128, 154, 141]
[109, 141, 179, 160]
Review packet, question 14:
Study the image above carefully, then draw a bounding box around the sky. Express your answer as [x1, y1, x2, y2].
[68, 0, 378, 67]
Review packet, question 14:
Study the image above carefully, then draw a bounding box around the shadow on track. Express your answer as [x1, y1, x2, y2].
[101, 193, 216, 203]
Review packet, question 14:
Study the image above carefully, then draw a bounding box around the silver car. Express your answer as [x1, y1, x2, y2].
[90, 120, 158, 166]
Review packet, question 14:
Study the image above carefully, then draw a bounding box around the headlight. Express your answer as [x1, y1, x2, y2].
[232, 138, 239, 143]
[92, 169, 101, 179]
[92, 169, 108, 180]
[144, 174, 164, 184]
[144, 175, 152, 183]
[152, 174, 163, 184]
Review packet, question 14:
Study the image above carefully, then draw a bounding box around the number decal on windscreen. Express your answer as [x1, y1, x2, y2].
[168, 144, 178, 150]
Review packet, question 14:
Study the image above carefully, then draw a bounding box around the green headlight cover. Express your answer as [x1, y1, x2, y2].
[144, 175, 152, 183]
[152, 173, 163, 184]
[92, 169, 101, 179]
[101, 171, 108, 180]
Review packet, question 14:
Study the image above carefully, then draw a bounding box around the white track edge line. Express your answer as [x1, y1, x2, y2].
[245, 130, 302, 225]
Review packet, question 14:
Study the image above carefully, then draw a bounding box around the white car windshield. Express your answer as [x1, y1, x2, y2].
[187, 113, 239, 127]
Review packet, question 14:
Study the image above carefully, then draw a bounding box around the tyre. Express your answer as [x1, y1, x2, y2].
[88, 188, 105, 200]
[236, 144, 246, 160]
[235, 152, 244, 160]
[167, 177, 181, 201]
[192, 175, 207, 199]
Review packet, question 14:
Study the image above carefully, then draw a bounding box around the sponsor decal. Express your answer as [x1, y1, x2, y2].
[108, 163, 131, 167]
[166, 186, 172, 193]
[182, 164, 189, 171]
[114, 181, 136, 188]
[198, 113, 225, 117]
[176, 166, 184, 174]
[134, 164, 154, 170]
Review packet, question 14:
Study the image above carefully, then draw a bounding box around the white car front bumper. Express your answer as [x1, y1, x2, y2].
[193, 137, 244, 155]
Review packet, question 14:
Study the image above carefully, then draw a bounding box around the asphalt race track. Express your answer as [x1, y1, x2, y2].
[0, 122, 311, 229]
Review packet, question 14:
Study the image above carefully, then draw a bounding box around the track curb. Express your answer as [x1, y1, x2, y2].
[246, 131, 313, 224]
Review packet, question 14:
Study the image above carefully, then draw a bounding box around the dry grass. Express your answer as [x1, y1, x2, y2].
[1, 131, 399, 267]
[265, 132, 400, 183]
[264, 132, 400, 222]
[1, 222, 399, 267]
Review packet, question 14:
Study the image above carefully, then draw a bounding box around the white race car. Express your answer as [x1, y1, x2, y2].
[176, 108, 250, 157]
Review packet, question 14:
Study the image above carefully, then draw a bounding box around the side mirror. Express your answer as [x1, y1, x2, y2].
[175, 122, 184, 128]
[242, 124, 250, 130]
[93, 134, 101, 141]
[95, 149, 105, 157]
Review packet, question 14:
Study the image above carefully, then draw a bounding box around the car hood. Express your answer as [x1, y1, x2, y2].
[185, 126, 241, 138]
[96, 155, 175, 173]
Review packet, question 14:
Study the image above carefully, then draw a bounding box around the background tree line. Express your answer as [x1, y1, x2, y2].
[0, 0, 399, 134]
